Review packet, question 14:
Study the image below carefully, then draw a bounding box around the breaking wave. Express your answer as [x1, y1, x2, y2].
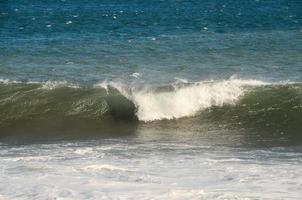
[125, 79, 268, 121]
[0, 78, 301, 142]
[0, 78, 269, 121]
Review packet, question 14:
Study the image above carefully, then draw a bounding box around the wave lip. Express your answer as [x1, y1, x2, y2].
[130, 79, 268, 121]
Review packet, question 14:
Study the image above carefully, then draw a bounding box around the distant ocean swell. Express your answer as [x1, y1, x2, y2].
[0, 79, 301, 138]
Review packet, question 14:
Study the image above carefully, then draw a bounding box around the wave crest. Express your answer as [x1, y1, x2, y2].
[130, 79, 267, 121]
[0, 78, 301, 143]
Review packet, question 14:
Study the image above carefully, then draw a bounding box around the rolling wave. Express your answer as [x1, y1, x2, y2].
[0, 79, 301, 142]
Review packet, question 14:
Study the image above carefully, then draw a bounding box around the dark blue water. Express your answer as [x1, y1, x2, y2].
[1, 0, 301, 84]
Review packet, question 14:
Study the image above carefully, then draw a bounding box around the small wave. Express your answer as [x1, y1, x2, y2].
[0, 79, 80, 89]
[0, 78, 21, 84]
[39, 81, 80, 90]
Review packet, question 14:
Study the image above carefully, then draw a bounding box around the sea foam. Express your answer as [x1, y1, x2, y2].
[97, 79, 268, 121]
[81, 164, 129, 172]
[132, 79, 267, 121]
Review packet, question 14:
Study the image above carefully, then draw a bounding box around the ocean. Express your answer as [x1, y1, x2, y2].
[0, 0, 302, 199]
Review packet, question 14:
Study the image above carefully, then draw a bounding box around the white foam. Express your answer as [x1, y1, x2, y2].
[131, 79, 268, 121]
[0, 79, 21, 84]
[174, 77, 189, 84]
[131, 72, 140, 78]
[81, 164, 128, 172]
[0, 79, 80, 90]
[94, 81, 127, 95]
[74, 148, 93, 155]
[40, 81, 80, 90]
[161, 189, 206, 200]
[3, 156, 51, 162]
[93, 79, 272, 121]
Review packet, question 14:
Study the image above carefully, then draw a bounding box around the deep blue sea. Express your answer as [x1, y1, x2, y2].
[1, 0, 302, 84]
[0, 0, 302, 199]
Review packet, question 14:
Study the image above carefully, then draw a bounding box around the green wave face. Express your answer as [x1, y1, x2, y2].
[200, 84, 302, 146]
[0, 83, 138, 142]
[0, 82, 301, 145]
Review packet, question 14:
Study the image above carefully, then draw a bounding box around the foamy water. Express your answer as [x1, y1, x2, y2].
[131, 79, 267, 121]
[96, 79, 270, 121]
[1, 139, 301, 200]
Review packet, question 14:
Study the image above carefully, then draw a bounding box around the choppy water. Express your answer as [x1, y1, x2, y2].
[1, 140, 302, 199]
[0, 0, 302, 199]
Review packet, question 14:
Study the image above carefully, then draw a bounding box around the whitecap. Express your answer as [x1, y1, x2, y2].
[131, 79, 268, 121]
[131, 72, 140, 78]
[0, 78, 21, 84]
[40, 81, 80, 90]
